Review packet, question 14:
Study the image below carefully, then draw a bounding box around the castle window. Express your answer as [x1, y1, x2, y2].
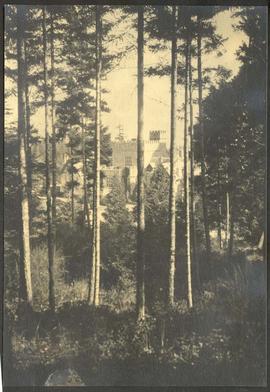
[125, 156, 132, 166]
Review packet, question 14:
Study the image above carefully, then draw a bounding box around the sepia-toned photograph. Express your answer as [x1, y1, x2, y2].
[3, 3, 267, 387]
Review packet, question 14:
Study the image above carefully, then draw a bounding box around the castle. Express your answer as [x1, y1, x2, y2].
[32, 129, 184, 202]
[102, 129, 183, 198]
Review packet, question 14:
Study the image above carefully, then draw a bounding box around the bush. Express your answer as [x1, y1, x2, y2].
[31, 244, 90, 311]
[31, 245, 65, 311]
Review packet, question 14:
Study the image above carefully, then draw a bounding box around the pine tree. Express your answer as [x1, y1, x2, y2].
[16, 5, 33, 306]
[92, 5, 102, 306]
[186, 33, 193, 309]
[49, 9, 57, 271]
[168, 5, 178, 306]
[136, 5, 145, 320]
[42, 6, 55, 312]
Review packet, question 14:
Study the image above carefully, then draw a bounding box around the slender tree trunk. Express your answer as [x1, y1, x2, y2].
[227, 192, 234, 259]
[217, 201, 223, 250]
[82, 119, 91, 230]
[70, 146, 75, 225]
[89, 181, 96, 304]
[225, 175, 230, 249]
[197, 19, 211, 259]
[42, 7, 55, 312]
[183, 34, 188, 263]
[93, 5, 102, 306]
[217, 155, 223, 250]
[186, 38, 193, 309]
[258, 232, 264, 250]
[17, 5, 32, 306]
[168, 5, 178, 306]
[50, 11, 57, 275]
[24, 41, 32, 216]
[136, 6, 145, 320]
[188, 44, 200, 289]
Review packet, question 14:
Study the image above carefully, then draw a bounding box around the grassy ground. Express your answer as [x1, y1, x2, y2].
[4, 247, 266, 386]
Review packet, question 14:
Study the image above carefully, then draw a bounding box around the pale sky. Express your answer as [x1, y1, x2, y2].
[5, 7, 248, 147]
[102, 8, 247, 146]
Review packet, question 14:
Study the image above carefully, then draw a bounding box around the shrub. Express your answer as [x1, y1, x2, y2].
[31, 244, 65, 311]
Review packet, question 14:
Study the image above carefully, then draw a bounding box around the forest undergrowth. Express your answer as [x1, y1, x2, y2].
[5, 242, 266, 386]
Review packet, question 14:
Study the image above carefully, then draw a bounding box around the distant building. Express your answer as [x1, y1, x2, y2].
[32, 129, 185, 203]
[102, 129, 184, 199]
[32, 135, 71, 194]
[112, 138, 137, 168]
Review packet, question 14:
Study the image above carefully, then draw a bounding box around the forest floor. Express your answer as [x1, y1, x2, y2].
[4, 249, 266, 387]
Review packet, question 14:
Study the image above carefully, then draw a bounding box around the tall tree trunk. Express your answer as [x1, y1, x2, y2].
[183, 33, 188, 269]
[188, 44, 200, 289]
[93, 5, 102, 306]
[42, 7, 55, 312]
[82, 119, 91, 230]
[258, 231, 264, 250]
[197, 18, 211, 259]
[17, 5, 32, 306]
[136, 5, 145, 320]
[186, 37, 193, 309]
[217, 154, 223, 250]
[217, 201, 223, 250]
[89, 181, 96, 304]
[70, 145, 75, 225]
[50, 11, 57, 277]
[24, 41, 32, 217]
[225, 174, 230, 249]
[168, 5, 178, 306]
[227, 192, 234, 259]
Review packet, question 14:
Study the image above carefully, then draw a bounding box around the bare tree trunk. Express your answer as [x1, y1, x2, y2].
[50, 11, 57, 279]
[217, 201, 223, 250]
[228, 194, 234, 259]
[168, 5, 178, 306]
[225, 176, 230, 249]
[258, 232, 264, 250]
[183, 33, 188, 264]
[217, 155, 223, 250]
[89, 182, 96, 304]
[197, 18, 211, 259]
[24, 41, 32, 217]
[136, 6, 145, 320]
[82, 119, 91, 230]
[93, 5, 102, 306]
[70, 146, 75, 225]
[188, 46, 200, 289]
[17, 5, 32, 306]
[186, 38, 193, 309]
[42, 7, 55, 312]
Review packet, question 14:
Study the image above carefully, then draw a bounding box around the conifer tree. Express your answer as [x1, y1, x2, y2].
[16, 5, 33, 306]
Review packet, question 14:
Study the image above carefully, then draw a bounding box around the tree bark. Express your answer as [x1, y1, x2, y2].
[24, 41, 32, 217]
[225, 176, 230, 249]
[168, 5, 178, 306]
[258, 232, 264, 250]
[227, 193, 234, 259]
[217, 154, 223, 249]
[186, 37, 193, 309]
[188, 42, 200, 289]
[183, 32, 188, 268]
[92, 5, 102, 306]
[17, 5, 32, 306]
[50, 11, 57, 278]
[70, 145, 75, 225]
[89, 181, 96, 304]
[82, 119, 91, 230]
[217, 200, 223, 250]
[42, 7, 55, 312]
[197, 17, 211, 259]
[136, 5, 145, 320]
